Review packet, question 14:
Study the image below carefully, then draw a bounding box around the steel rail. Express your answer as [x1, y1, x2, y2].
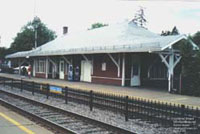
[0, 90, 135, 134]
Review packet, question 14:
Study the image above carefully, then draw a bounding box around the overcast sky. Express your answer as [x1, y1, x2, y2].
[0, 0, 200, 48]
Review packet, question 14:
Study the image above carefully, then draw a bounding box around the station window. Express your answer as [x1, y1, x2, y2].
[35, 59, 46, 73]
[102, 62, 106, 71]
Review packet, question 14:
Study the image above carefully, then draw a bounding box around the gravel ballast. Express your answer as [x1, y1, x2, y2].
[0, 85, 181, 134]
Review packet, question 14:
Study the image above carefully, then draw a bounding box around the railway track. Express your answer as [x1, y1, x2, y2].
[0, 90, 135, 134]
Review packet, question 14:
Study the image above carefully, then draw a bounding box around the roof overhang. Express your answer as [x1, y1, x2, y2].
[6, 22, 199, 59]
[161, 35, 199, 51]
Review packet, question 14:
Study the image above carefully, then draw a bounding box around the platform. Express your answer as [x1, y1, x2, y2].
[0, 73, 200, 108]
[0, 104, 54, 134]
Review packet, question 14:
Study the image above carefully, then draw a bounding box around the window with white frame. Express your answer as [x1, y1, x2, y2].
[35, 59, 46, 73]
[102, 62, 106, 71]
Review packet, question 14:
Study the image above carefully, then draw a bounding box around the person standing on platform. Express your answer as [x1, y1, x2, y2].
[27, 65, 32, 79]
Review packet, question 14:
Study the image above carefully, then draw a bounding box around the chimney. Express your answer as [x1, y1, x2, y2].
[63, 26, 68, 35]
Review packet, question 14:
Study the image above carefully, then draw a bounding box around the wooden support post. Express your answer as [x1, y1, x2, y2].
[168, 52, 174, 93]
[19, 63, 21, 75]
[121, 53, 125, 86]
[45, 58, 48, 79]
[62, 56, 72, 65]
[158, 51, 181, 93]
[118, 54, 121, 77]
[48, 57, 57, 79]
[18, 59, 26, 75]
[107, 53, 120, 77]
[82, 54, 89, 61]
[33, 59, 36, 77]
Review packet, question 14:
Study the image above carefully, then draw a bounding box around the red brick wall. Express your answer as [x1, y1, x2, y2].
[35, 73, 46, 78]
[91, 53, 141, 86]
[92, 77, 121, 86]
[93, 54, 121, 78]
[92, 54, 122, 86]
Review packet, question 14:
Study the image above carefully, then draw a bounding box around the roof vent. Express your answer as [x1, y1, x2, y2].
[63, 26, 68, 35]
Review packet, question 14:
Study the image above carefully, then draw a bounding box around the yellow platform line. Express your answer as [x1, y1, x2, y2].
[0, 112, 35, 134]
[1, 74, 200, 109]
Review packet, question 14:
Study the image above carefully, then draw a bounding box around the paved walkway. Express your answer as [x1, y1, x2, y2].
[0, 73, 200, 108]
[0, 104, 54, 134]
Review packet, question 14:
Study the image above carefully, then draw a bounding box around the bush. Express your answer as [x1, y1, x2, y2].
[181, 40, 200, 96]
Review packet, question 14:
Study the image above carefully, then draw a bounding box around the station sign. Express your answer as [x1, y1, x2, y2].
[49, 85, 63, 94]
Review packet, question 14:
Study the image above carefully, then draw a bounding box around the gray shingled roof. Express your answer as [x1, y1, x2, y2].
[6, 21, 196, 58]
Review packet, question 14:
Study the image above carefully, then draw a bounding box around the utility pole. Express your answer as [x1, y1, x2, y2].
[33, 0, 39, 48]
[34, 22, 37, 48]
[33, 16, 40, 48]
[35, 21, 37, 48]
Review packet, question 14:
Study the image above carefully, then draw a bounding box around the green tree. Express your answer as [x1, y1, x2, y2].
[192, 31, 200, 47]
[161, 30, 171, 36]
[161, 26, 179, 36]
[171, 26, 179, 35]
[0, 47, 7, 61]
[88, 23, 108, 30]
[9, 17, 56, 53]
[180, 40, 200, 96]
[132, 7, 147, 28]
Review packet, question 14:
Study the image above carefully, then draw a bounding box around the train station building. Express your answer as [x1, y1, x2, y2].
[6, 21, 198, 92]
